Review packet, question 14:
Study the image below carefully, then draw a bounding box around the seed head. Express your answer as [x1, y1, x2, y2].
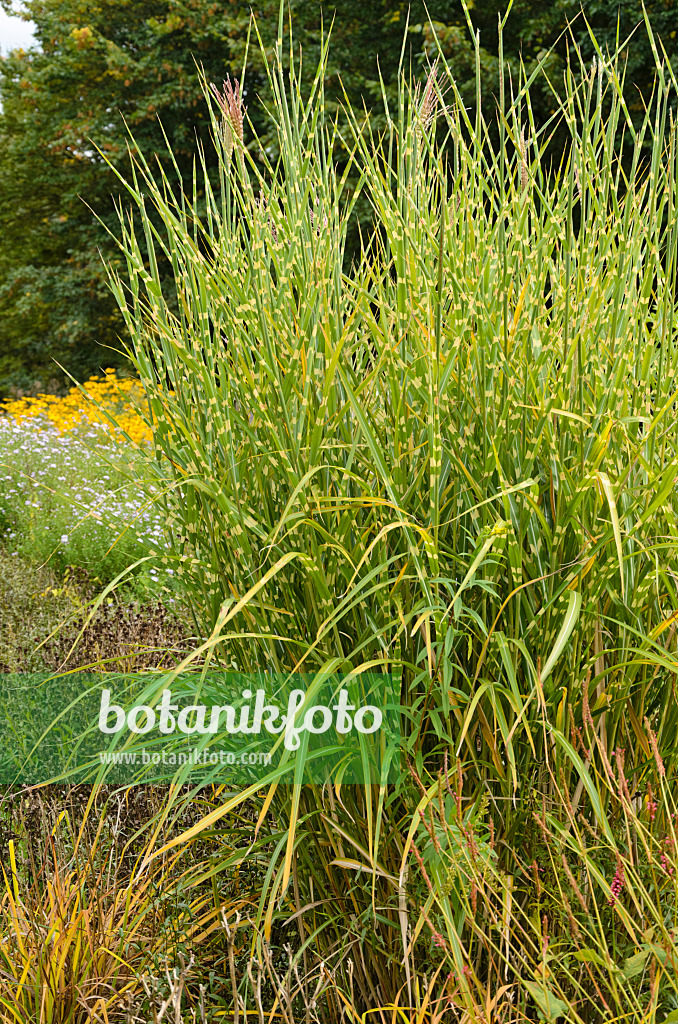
[561, 853, 588, 913]
[582, 671, 593, 731]
[420, 62, 439, 132]
[645, 717, 666, 778]
[415, 61, 442, 145]
[210, 77, 245, 164]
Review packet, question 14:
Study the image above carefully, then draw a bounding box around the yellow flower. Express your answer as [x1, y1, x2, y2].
[0, 373, 155, 445]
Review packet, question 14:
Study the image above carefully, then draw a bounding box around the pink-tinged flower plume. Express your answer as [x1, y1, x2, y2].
[414, 61, 447, 148]
[210, 77, 245, 165]
[419, 61, 439, 133]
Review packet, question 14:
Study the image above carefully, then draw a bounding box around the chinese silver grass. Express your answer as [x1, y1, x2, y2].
[99, 5, 678, 1012]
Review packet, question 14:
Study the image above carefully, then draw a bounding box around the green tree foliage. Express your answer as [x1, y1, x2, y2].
[0, 0, 255, 392]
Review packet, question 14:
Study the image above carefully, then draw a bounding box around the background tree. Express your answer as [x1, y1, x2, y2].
[0, 0, 262, 393]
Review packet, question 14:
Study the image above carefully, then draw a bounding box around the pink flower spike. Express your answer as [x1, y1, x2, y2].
[608, 862, 625, 906]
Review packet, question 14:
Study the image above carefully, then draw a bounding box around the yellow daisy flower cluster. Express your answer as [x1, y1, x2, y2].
[0, 370, 153, 446]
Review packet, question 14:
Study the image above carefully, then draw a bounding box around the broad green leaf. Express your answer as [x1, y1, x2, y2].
[622, 949, 649, 980]
[522, 980, 570, 1022]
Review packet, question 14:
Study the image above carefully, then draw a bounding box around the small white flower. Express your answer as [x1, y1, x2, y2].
[60, 534, 69, 544]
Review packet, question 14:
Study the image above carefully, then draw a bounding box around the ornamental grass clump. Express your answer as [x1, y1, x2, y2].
[102, 4, 678, 1015]
[0, 799, 217, 1024]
